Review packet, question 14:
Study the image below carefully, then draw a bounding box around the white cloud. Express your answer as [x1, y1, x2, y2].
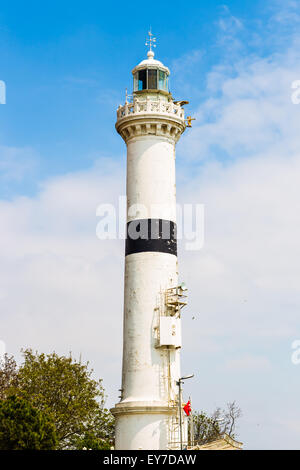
[0, 145, 37, 182]
[179, 45, 300, 161]
[0, 158, 126, 399]
[175, 4, 300, 449]
[218, 6, 243, 32]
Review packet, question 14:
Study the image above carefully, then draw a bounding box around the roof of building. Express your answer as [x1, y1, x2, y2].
[188, 433, 243, 451]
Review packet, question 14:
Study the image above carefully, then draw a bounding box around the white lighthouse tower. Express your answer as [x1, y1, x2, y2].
[111, 33, 189, 450]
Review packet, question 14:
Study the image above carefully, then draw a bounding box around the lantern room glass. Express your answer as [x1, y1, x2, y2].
[133, 68, 169, 92]
[148, 69, 157, 89]
[138, 69, 147, 90]
[159, 70, 167, 91]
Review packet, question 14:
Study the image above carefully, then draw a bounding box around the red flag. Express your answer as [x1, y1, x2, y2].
[183, 400, 191, 416]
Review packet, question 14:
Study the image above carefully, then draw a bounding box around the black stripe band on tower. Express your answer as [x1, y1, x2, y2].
[125, 218, 177, 256]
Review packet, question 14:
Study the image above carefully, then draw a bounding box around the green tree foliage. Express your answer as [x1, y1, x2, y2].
[0, 395, 57, 450]
[192, 411, 221, 445]
[0, 350, 115, 449]
[73, 407, 115, 450]
[192, 401, 241, 445]
[0, 354, 19, 399]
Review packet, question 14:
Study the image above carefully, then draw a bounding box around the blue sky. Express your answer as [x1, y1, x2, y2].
[0, 0, 279, 197]
[1, 0, 300, 449]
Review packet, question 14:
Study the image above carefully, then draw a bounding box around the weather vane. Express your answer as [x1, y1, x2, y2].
[145, 28, 156, 52]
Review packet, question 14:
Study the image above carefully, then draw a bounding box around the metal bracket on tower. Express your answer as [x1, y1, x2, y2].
[155, 283, 188, 349]
[165, 282, 188, 317]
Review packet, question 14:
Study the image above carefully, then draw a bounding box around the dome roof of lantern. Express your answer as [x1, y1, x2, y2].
[132, 50, 170, 75]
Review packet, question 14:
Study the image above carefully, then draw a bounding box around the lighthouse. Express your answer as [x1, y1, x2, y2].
[111, 33, 189, 450]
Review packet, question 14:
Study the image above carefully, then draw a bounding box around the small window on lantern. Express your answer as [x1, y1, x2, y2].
[138, 69, 147, 90]
[148, 69, 158, 89]
[159, 70, 166, 91]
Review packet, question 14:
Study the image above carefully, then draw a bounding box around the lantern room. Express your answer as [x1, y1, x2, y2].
[132, 50, 170, 94]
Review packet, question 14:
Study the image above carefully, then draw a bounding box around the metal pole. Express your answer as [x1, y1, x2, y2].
[178, 380, 183, 450]
[177, 374, 194, 450]
[190, 396, 194, 448]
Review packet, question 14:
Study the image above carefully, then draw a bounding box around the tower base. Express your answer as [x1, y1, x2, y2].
[111, 401, 177, 450]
